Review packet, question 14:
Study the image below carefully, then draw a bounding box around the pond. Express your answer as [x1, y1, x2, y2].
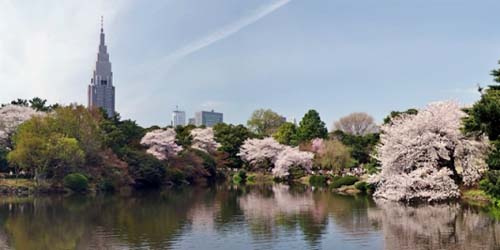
[0, 184, 498, 250]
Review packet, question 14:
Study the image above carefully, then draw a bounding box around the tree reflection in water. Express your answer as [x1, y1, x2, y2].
[368, 200, 500, 250]
[0, 185, 498, 250]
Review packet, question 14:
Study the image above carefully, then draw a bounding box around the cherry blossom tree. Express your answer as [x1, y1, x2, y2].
[141, 128, 183, 160]
[371, 101, 488, 202]
[0, 105, 41, 147]
[238, 137, 313, 177]
[190, 127, 220, 153]
[310, 138, 324, 154]
[238, 137, 285, 168]
[273, 147, 314, 178]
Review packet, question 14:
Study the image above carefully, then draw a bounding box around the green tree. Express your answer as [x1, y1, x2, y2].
[247, 109, 285, 136]
[0, 147, 8, 172]
[213, 123, 252, 169]
[8, 121, 84, 182]
[28, 97, 50, 112]
[330, 130, 379, 164]
[10, 98, 28, 107]
[273, 122, 298, 146]
[463, 62, 500, 199]
[175, 124, 196, 148]
[296, 110, 328, 142]
[7, 105, 102, 181]
[315, 140, 356, 174]
[100, 114, 145, 153]
[120, 147, 166, 188]
[45, 136, 85, 180]
[383, 108, 418, 125]
[6, 97, 56, 112]
[463, 85, 500, 170]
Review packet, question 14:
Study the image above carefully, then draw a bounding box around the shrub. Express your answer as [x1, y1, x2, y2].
[121, 148, 166, 188]
[192, 149, 217, 179]
[246, 174, 256, 183]
[314, 140, 356, 174]
[98, 179, 115, 192]
[354, 181, 369, 193]
[309, 175, 327, 186]
[165, 167, 186, 185]
[0, 148, 8, 172]
[63, 173, 89, 192]
[480, 170, 500, 199]
[363, 162, 380, 175]
[233, 170, 247, 184]
[330, 175, 358, 189]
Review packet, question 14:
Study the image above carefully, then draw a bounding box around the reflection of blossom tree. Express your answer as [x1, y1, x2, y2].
[239, 184, 314, 218]
[368, 201, 500, 250]
[238, 184, 327, 247]
[314, 192, 377, 235]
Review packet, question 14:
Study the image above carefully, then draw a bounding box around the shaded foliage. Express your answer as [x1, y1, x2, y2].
[213, 123, 253, 169]
[120, 147, 166, 188]
[330, 130, 379, 164]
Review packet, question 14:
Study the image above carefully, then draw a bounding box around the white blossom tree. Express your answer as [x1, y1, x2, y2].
[238, 137, 313, 177]
[273, 147, 314, 178]
[190, 127, 220, 153]
[238, 137, 285, 168]
[0, 105, 41, 147]
[371, 101, 488, 202]
[141, 128, 183, 160]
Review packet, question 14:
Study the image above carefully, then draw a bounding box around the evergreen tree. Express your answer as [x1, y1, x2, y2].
[296, 110, 328, 142]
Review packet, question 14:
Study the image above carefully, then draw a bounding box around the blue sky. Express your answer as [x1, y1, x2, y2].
[1, 0, 499, 128]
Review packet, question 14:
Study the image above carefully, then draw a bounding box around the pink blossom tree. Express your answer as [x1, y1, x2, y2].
[141, 128, 183, 160]
[238, 137, 313, 177]
[371, 101, 488, 202]
[190, 127, 220, 153]
[0, 105, 41, 147]
[310, 138, 324, 154]
[238, 137, 285, 169]
[273, 147, 314, 178]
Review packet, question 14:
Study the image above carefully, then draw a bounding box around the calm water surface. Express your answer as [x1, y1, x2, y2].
[0, 184, 498, 250]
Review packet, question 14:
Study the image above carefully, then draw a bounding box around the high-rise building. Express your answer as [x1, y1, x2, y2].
[195, 110, 223, 127]
[88, 17, 115, 117]
[171, 107, 186, 127]
[188, 118, 196, 125]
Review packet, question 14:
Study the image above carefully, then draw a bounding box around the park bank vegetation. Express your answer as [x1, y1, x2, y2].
[2, 62, 500, 205]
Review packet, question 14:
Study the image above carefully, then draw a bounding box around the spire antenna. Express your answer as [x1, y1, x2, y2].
[100, 16, 104, 32]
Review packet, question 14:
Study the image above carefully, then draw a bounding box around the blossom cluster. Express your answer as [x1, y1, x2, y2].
[371, 101, 488, 202]
[190, 128, 220, 153]
[0, 105, 41, 147]
[140, 128, 183, 160]
[238, 137, 314, 178]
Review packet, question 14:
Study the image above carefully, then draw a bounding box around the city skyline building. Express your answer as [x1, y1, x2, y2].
[195, 110, 223, 127]
[88, 17, 115, 117]
[171, 106, 186, 127]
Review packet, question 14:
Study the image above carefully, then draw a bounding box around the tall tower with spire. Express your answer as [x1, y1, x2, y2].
[88, 16, 115, 117]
